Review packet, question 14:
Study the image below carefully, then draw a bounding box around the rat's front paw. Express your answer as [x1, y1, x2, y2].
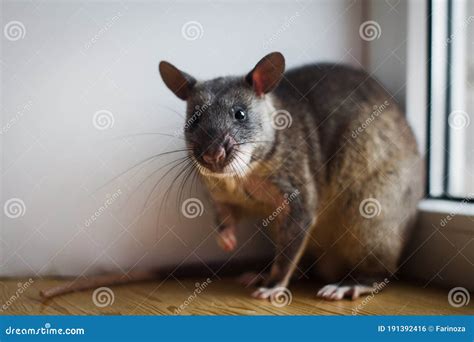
[216, 226, 237, 252]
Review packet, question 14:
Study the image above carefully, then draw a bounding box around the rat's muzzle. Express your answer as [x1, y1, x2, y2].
[200, 134, 235, 172]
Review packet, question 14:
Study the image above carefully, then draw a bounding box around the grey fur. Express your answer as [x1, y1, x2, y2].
[159, 53, 424, 300]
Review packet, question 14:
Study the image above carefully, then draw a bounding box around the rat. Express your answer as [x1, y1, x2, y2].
[39, 52, 423, 302]
[158, 52, 424, 301]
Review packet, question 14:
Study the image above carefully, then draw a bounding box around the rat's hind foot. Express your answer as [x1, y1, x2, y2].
[237, 272, 266, 287]
[251, 286, 289, 300]
[317, 283, 376, 301]
[251, 287, 275, 299]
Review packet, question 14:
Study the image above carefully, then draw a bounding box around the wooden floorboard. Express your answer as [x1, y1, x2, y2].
[0, 278, 472, 315]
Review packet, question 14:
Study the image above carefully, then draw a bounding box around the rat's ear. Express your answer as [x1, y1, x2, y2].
[159, 61, 196, 100]
[245, 52, 285, 96]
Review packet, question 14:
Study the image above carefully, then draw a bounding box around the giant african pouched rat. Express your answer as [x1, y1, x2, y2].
[39, 52, 423, 301]
[158, 52, 424, 300]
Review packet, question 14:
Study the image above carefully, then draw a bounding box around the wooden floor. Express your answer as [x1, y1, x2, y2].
[1, 278, 472, 315]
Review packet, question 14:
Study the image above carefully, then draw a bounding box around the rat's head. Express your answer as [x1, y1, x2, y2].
[159, 52, 285, 177]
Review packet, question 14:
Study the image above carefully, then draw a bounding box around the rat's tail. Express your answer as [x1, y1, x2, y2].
[38, 258, 273, 300]
[39, 270, 158, 299]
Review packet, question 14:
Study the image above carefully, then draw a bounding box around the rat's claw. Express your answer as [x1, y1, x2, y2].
[251, 287, 276, 299]
[317, 283, 375, 301]
[318, 285, 353, 300]
[216, 227, 237, 252]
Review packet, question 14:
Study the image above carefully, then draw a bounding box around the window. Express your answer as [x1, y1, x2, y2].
[428, 0, 474, 200]
[402, 0, 474, 290]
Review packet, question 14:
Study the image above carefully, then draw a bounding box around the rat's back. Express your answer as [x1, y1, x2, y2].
[272, 62, 423, 283]
[273, 62, 419, 182]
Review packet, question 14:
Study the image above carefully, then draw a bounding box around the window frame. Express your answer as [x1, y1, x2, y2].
[427, 0, 473, 202]
[401, 0, 473, 290]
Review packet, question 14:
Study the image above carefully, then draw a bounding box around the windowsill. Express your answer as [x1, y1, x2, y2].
[416, 198, 474, 235]
[418, 198, 474, 216]
[404, 198, 474, 290]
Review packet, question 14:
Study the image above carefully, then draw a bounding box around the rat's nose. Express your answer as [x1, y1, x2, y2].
[203, 147, 226, 166]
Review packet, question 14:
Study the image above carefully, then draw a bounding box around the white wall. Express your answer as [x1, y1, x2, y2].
[365, 0, 407, 107]
[364, 0, 430, 156]
[1, 0, 363, 276]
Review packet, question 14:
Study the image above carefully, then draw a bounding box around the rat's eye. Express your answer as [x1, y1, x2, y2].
[234, 109, 246, 121]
